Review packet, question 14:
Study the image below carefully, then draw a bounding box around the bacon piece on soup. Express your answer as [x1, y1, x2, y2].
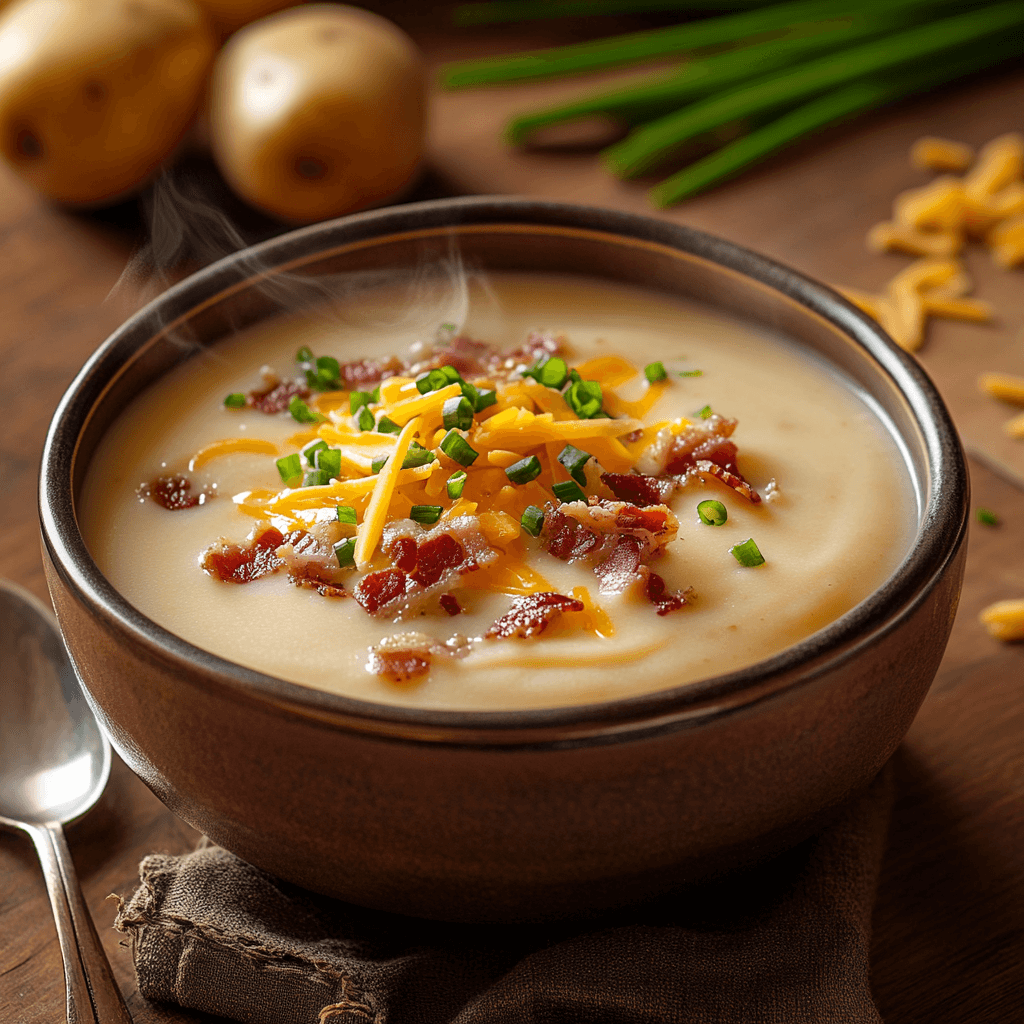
[505, 329, 563, 371]
[426, 335, 494, 377]
[486, 592, 585, 639]
[541, 506, 600, 561]
[600, 472, 677, 508]
[248, 378, 311, 414]
[646, 572, 692, 616]
[594, 535, 643, 594]
[141, 474, 211, 510]
[561, 499, 678, 553]
[411, 533, 466, 588]
[661, 416, 761, 504]
[370, 647, 431, 682]
[201, 524, 298, 583]
[439, 593, 462, 616]
[389, 536, 418, 574]
[340, 355, 404, 389]
[354, 569, 410, 614]
[289, 564, 349, 598]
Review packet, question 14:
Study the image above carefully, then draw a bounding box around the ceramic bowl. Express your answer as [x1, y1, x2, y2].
[39, 197, 968, 922]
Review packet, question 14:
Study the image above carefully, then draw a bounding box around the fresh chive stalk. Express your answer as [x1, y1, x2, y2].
[440, 430, 479, 466]
[276, 453, 301, 484]
[336, 505, 358, 524]
[410, 505, 444, 525]
[521, 505, 546, 536]
[731, 537, 765, 566]
[224, 392, 246, 408]
[552, 479, 587, 503]
[453, 1, 768, 27]
[557, 444, 591, 486]
[447, 470, 468, 499]
[604, 3, 1024, 178]
[506, 455, 542, 484]
[697, 499, 728, 525]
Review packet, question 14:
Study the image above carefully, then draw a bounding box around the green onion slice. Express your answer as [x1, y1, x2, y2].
[301, 439, 328, 464]
[442, 395, 475, 431]
[644, 361, 667, 383]
[275, 453, 301, 484]
[439, 364, 462, 384]
[223, 392, 246, 408]
[521, 505, 545, 537]
[505, 455, 542, 484]
[410, 504, 443, 525]
[474, 388, 497, 411]
[295, 346, 313, 364]
[552, 479, 586, 504]
[336, 505, 357, 525]
[288, 395, 325, 423]
[334, 537, 356, 568]
[302, 469, 330, 487]
[698, 404, 712, 419]
[679, 369, 703, 377]
[377, 416, 401, 435]
[697, 499, 727, 526]
[416, 368, 451, 394]
[357, 406, 375, 431]
[565, 378, 603, 419]
[403, 442, 437, 469]
[538, 356, 568, 389]
[977, 507, 999, 526]
[731, 538, 765, 567]
[557, 444, 591, 486]
[440, 430, 479, 467]
[315, 448, 342, 480]
[350, 391, 372, 413]
[447, 470, 467, 500]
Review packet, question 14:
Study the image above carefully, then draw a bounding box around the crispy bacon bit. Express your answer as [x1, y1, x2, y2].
[541, 507, 599, 561]
[594, 535, 643, 594]
[560, 499, 677, 551]
[340, 356, 404, 389]
[486, 592, 584, 639]
[426, 336, 494, 378]
[505, 330, 563, 371]
[663, 417, 760, 504]
[439, 594, 462, 616]
[390, 536, 418, 574]
[368, 646, 432, 683]
[354, 569, 409, 614]
[410, 533, 466, 588]
[601, 472, 677, 508]
[141, 475, 210, 510]
[646, 572, 692, 616]
[289, 564, 348, 599]
[201, 525, 296, 583]
[248, 379, 310, 414]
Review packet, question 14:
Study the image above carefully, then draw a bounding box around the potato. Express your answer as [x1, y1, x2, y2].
[208, 4, 424, 224]
[0, 0, 216, 205]
[193, 0, 302, 39]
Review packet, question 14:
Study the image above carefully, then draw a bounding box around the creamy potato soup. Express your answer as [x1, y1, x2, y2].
[79, 273, 916, 710]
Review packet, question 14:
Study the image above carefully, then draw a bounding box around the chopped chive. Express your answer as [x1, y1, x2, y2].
[505, 455, 542, 484]
[731, 537, 765, 567]
[336, 505, 358, 525]
[357, 406, 375, 431]
[698, 404, 712, 419]
[334, 537, 356, 568]
[440, 430, 479, 466]
[410, 504, 444, 525]
[459, 380, 479, 407]
[443, 395, 475, 431]
[521, 505, 545, 537]
[350, 391, 373, 414]
[552, 479, 587, 503]
[977, 507, 999, 526]
[557, 444, 591, 486]
[416, 368, 450, 394]
[403, 442, 437, 469]
[447, 470, 467, 499]
[301, 439, 328, 465]
[539, 356, 569, 389]
[565, 378, 603, 419]
[370, 385, 380, 403]
[697, 499, 727, 526]
[644, 361, 667, 383]
[679, 369, 703, 377]
[315, 356, 340, 386]
[303, 469, 330, 487]
[288, 395, 325, 423]
[295, 346, 313, 364]
[377, 416, 401, 435]
[440, 321, 456, 333]
[224, 392, 246, 408]
[474, 388, 497, 412]
[315, 448, 342, 479]
[276, 453, 301, 484]
[371, 455, 388, 474]
[439, 365, 462, 384]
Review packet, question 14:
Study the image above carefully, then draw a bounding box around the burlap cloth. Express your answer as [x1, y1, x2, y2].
[114, 765, 893, 1024]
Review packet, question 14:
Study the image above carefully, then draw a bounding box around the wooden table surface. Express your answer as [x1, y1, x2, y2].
[2, 8, 1023, 1022]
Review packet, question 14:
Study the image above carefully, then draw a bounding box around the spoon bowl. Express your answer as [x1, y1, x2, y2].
[0, 579, 131, 1024]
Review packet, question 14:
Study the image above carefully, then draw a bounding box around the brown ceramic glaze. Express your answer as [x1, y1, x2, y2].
[39, 198, 968, 922]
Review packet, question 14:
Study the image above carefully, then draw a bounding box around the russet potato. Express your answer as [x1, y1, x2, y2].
[193, 0, 302, 39]
[0, 0, 216, 205]
[208, 4, 424, 224]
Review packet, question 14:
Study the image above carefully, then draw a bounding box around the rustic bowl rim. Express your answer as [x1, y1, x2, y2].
[39, 196, 969, 746]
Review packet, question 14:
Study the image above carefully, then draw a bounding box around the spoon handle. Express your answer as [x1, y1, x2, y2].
[28, 822, 132, 1024]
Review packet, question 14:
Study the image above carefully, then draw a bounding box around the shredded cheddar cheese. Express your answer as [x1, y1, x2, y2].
[188, 437, 279, 470]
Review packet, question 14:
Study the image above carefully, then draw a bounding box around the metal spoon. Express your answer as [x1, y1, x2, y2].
[0, 579, 131, 1024]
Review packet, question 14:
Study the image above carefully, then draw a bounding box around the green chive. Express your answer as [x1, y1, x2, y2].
[295, 346, 313, 364]
[644, 361, 667, 383]
[410, 504, 443, 525]
[377, 416, 401, 435]
[350, 391, 372, 414]
[697, 499, 727, 526]
[334, 537, 356, 568]
[539, 356, 569, 389]
[447, 470, 467, 500]
[336, 505, 357, 525]
[679, 369, 703, 377]
[521, 505, 545, 537]
[370, 385, 380, 403]
[371, 455, 388, 474]
[224, 392, 246, 408]
[440, 430, 479, 466]
[731, 537, 765, 567]
[557, 444, 591, 486]
[276, 453, 301, 484]
[565, 378, 603, 419]
[698, 404, 712, 419]
[303, 469, 330, 487]
[977, 507, 1000, 526]
[317, 355, 340, 377]
[403, 442, 437, 469]
[443, 395, 475, 431]
[474, 388, 497, 412]
[315, 448, 342, 480]
[301, 439, 328, 465]
[505, 455, 542, 484]
[439, 365, 462, 384]
[552, 479, 586, 503]
[416, 368, 450, 394]
[357, 406, 375, 431]
[288, 395, 325, 423]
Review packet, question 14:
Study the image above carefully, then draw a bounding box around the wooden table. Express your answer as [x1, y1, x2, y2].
[1, 9, 1022, 1022]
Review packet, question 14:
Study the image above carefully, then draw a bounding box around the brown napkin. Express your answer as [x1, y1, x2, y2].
[115, 764, 893, 1024]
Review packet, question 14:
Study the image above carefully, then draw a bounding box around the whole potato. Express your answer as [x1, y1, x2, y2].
[193, 0, 303, 39]
[208, 4, 425, 224]
[0, 0, 216, 205]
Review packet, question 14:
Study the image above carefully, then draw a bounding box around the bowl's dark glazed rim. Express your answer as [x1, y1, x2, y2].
[40, 196, 968, 746]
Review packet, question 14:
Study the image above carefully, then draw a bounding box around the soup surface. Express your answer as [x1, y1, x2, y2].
[80, 272, 916, 709]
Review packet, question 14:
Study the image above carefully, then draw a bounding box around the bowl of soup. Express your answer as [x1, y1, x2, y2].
[40, 197, 968, 922]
